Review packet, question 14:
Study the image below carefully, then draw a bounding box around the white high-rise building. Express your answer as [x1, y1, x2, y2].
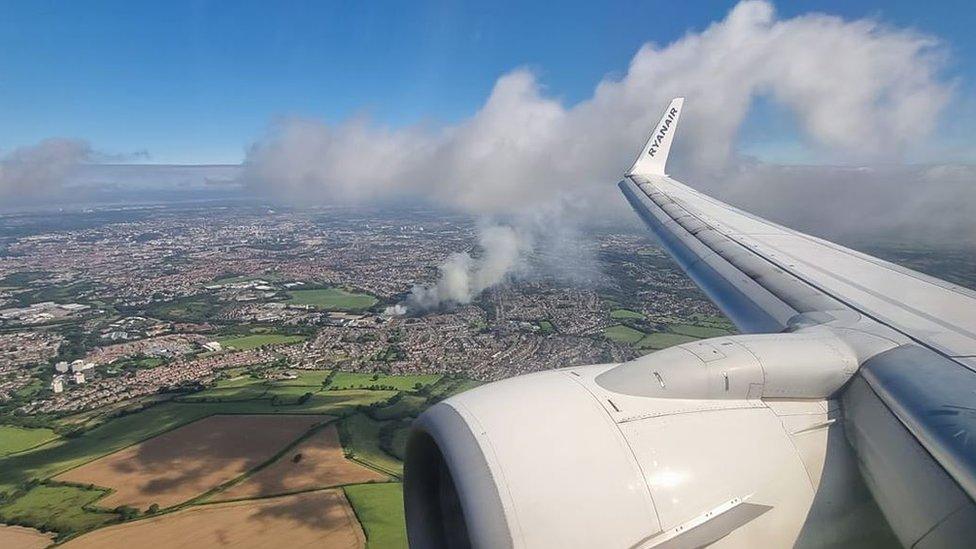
[72, 371, 86, 384]
[51, 376, 64, 393]
[55, 361, 69, 373]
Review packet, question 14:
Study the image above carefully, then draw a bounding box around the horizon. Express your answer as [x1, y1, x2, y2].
[2, 1, 975, 243]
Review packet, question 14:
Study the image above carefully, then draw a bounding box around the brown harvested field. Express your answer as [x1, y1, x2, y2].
[62, 489, 364, 549]
[214, 424, 386, 501]
[0, 524, 54, 549]
[57, 415, 325, 510]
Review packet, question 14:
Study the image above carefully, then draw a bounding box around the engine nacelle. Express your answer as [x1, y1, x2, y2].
[404, 333, 888, 548]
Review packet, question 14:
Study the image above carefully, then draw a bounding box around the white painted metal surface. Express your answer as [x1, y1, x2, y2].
[647, 175, 976, 362]
[404, 98, 976, 549]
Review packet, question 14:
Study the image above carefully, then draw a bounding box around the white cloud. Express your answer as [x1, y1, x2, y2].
[243, 0, 953, 216]
[0, 139, 91, 205]
[242, 1, 965, 309]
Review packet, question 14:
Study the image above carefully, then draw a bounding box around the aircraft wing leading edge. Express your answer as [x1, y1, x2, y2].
[621, 98, 976, 542]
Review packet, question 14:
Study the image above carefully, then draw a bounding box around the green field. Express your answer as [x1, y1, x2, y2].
[211, 274, 281, 285]
[328, 373, 441, 391]
[604, 324, 646, 344]
[0, 426, 59, 457]
[667, 323, 732, 338]
[345, 483, 407, 549]
[0, 371, 479, 542]
[270, 370, 331, 387]
[637, 332, 698, 350]
[0, 484, 117, 534]
[0, 270, 50, 288]
[426, 377, 482, 401]
[341, 414, 402, 477]
[179, 379, 271, 402]
[371, 395, 428, 421]
[610, 308, 645, 320]
[12, 379, 45, 401]
[388, 423, 412, 461]
[216, 333, 307, 350]
[285, 288, 378, 311]
[150, 298, 222, 322]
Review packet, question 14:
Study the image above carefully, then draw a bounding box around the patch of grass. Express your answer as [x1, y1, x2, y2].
[0, 426, 59, 457]
[344, 483, 407, 549]
[610, 308, 645, 320]
[666, 323, 732, 338]
[12, 379, 44, 400]
[340, 414, 402, 477]
[285, 288, 378, 312]
[269, 370, 331, 387]
[179, 382, 271, 402]
[638, 332, 698, 350]
[0, 484, 116, 534]
[149, 298, 222, 322]
[104, 356, 166, 375]
[388, 423, 411, 462]
[604, 324, 646, 344]
[537, 320, 554, 334]
[216, 333, 306, 350]
[0, 271, 49, 288]
[14, 280, 97, 306]
[328, 373, 440, 391]
[211, 274, 280, 285]
[426, 377, 482, 401]
[445, 379, 482, 397]
[371, 395, 427, 421]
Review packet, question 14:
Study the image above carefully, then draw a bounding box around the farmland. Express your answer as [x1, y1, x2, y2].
[213, 424, 386, 501]
[62, 490, 365, 549]
[0, 390, 392, 493]
[0, 524, 53, 549]
[56, 415, 325, 509]
[0, 371, 479, 545]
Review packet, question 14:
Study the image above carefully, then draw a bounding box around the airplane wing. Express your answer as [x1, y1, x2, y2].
[404, 99, 976, 549]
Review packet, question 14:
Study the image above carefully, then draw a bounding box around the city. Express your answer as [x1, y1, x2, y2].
[0, 203, 732, 419]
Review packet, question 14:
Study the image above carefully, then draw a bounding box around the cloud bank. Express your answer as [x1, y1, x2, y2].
[242, 0, 952, 214]
[0, 139, 92, 206]
[243, 1, 962, 310]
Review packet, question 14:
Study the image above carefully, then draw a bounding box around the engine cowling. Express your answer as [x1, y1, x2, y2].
[404, 333, 890, 548]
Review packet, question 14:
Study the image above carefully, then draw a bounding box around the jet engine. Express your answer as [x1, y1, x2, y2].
[404, 331, 892, 548]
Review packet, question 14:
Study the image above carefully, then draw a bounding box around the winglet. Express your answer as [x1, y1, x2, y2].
[628, 97, 684, 177]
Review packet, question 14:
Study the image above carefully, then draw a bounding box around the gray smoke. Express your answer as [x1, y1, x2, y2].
[386, 224, 531, 315]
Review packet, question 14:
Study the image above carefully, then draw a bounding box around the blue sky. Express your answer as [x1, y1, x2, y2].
[1, 0, 973, 164]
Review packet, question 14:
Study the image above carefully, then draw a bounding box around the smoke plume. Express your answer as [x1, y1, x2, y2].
[387, 224, 531, 315]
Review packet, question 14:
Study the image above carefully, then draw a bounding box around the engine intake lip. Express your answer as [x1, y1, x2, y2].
[404, 402, 513, 549]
